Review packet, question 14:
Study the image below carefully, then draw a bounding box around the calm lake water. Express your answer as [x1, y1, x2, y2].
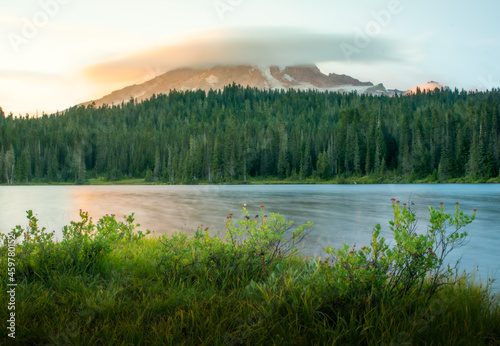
[1, 184, 499, 291]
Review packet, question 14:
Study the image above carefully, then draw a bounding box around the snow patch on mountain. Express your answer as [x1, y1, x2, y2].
[257, 65, 283, 89]
[205, 75, 218, 85]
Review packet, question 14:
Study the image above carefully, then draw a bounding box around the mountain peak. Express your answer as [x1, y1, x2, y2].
[405, 81, 449, 95]
[78, 64, 393, 108]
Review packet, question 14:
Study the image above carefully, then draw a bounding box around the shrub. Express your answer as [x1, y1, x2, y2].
[0, 210, 150, 280]
[61, 211, 150, 274]
[0, 210, 57, 280]
[322, 200, 476, 301]
[158, 205, 313, 290]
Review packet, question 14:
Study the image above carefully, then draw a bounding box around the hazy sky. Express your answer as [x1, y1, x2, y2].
[1, 0, 499, 115]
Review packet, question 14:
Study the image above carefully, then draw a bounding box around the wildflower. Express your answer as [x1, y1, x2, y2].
[455, 202, 459, 205]
[264, 215, 268, 218]
[440, 202, 444, 205]
[260, 205, 265, 208]
[349, 250, 354, 254]
[229, 212, 233, 216]
[391, 198, 396, 201]
[473, 209, 477, 212]
[254, 215, 258, 219]
[396, 200, 400, 204]
[403, 203, 407, 206]
[242, 204, 246, 207]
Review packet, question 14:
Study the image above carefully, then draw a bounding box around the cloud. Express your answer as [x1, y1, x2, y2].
[0, 68, 62, 81]
[82, 27, 405, 85]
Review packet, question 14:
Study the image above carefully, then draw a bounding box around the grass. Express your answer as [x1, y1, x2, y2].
[2, 238, 499, 345]
[1, 208, 499, 345]
[3, 172, 500, 186]
[86, 177, 151, 185]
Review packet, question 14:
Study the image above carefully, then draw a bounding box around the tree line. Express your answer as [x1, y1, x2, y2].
[0, 85, 499, 184]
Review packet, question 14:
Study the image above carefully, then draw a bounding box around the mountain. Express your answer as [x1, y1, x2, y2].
[79, 65, 398, 108]
[405, 81, 448, 95]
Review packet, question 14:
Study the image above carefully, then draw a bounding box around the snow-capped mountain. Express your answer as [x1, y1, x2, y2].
[404, 81, 449, 95]
[79, 64, 399, 108]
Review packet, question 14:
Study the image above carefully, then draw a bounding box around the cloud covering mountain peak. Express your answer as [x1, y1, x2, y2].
[82, 27, 405, 87]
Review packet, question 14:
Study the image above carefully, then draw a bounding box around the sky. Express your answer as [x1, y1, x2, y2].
[1, 0, 499, 116]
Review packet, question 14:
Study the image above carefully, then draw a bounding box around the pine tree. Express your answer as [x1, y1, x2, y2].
[4, 147, 15, 185]
[316, 151, 330, 179]
[277, 126, 290, 179]
[16, 149, 30, 183]
[47, 150, 59, 182]
[0, 149, 4, 184]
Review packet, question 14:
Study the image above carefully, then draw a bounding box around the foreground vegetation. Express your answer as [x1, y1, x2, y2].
[1, 87, 500, 185]
[1, 202, 499, 345]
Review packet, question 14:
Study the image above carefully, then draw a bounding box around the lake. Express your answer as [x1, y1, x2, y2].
[1, 184, 499, 292]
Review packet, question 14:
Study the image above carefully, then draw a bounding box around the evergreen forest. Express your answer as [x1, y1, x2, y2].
[1, 85, 499, 184]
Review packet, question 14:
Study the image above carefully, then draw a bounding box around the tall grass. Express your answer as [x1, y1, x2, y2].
[0, 205, 499, 345]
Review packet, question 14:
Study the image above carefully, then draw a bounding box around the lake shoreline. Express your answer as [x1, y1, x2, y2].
[2, 174, 500, 186]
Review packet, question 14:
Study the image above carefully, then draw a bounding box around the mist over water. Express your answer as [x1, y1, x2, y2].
[1, 184, 499, 291]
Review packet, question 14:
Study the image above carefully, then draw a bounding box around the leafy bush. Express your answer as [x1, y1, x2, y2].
[158, 205, 313, 290]
[322, 200, 476, 302]
[0, 210, 58, 279]
[0, 210, 150, 280]
[60, 210, 150, 274]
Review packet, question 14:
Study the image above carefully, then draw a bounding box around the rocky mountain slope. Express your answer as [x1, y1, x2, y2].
[79, 64, 400, 108]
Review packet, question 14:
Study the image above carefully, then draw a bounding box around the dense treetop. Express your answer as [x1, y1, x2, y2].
[0, 85, 499, 184]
